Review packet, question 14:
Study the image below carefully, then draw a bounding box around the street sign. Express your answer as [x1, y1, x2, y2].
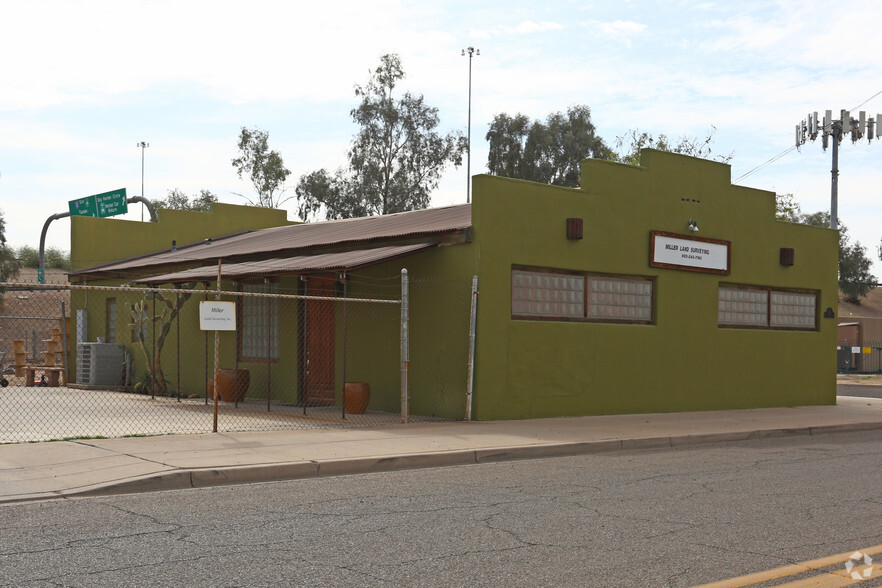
[69, 195, 98, 217]
[95, 189, 128, 217]
[68, 188, 128, 218]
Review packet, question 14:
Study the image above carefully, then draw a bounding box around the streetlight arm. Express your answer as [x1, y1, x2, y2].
[128, 195, 157, 222]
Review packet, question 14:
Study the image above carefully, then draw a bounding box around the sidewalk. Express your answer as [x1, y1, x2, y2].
[2, 396, 882, 504]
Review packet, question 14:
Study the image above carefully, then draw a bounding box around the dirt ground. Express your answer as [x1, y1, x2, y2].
[836, 373, 882, 385]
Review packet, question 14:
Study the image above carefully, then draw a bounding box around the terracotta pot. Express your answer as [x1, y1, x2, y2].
[215, 369, 250, 402]
[344, 382, 370, 414]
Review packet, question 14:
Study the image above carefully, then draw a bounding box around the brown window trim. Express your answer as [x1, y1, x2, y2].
[237, 280, 281, 362]
[511, 265, 656, 325]
[718, 283, 819, 331]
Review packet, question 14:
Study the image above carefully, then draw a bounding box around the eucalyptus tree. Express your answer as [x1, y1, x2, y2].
[296, 54, 466, 220]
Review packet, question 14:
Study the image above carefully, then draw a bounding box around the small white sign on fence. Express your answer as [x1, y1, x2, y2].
[199, 301, 236, 331]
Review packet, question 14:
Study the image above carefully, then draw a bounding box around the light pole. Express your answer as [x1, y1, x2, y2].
[137, 141, 149, 221]
[462, 47, 479, 204]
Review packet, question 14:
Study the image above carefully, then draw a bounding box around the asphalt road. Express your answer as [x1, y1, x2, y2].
[2, 430, 881, 587]
[838, 383, 882, 399]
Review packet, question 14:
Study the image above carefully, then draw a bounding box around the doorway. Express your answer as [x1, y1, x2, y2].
[302, 276, 336, 405]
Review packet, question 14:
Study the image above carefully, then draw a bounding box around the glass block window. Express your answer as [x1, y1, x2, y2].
[718, 287, 768, 326]
[240, 282, 280, 360]
[719, 286, 817, 330]
[587, 276, 653, 321]
[512, 270, 584, 318]
[105, 298, 117, 344]
[770, 291, 817, 328]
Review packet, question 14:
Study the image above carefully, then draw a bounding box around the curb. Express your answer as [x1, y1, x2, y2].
[26, 420, 881, 502]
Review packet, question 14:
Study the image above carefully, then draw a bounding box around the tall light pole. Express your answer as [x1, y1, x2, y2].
[137, 141, 149, 221]
[796, 110, 878, 229]
[462, 47, 479, 204]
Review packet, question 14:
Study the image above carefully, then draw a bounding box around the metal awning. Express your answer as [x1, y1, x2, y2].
[72, 203, 471, 277]
[135, 243, 434, 285]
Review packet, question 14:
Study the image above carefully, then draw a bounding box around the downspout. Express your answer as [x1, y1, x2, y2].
[466, 275, 478, 421]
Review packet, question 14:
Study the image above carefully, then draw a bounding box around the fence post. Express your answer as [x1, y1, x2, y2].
[400, 268, 409, 423]
[466, 275, 478, 421]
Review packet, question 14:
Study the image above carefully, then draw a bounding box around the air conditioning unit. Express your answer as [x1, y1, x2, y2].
[77, 343, 126, 386]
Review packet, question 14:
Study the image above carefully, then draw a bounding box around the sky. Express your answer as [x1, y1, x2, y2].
[1, 0, 881, 274]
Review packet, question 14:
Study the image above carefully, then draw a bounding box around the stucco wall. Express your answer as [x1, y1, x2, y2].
[470, 149, 839, 419]
[70, 202, 293, 271]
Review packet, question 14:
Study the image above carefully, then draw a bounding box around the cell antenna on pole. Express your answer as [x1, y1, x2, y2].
[795, 109, 876, 230]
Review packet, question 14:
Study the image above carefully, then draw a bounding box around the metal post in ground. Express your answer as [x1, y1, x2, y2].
[176, 288, 181, 402]
[341, 275, 348, 420]
[400, 268, 409, 423]
[213, 260, 221, 433]
[266, 279, 272, 412]
[151, 293, 156, 400]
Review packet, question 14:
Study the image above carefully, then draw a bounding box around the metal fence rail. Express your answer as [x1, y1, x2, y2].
[0, 275, 474, 443]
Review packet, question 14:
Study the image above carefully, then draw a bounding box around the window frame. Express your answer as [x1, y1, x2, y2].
[512, 266, 655, 325]
[238, 280, 281, 362]
[718, 284, 819, 331]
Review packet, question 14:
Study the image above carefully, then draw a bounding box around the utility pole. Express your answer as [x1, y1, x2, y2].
[137, 141, 149, 221]
[461, 47, 479, 204]
[796, 110, 878, 230]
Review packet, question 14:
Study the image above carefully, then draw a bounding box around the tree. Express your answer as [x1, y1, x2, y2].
[232, 127, 291, 208]
[791, 209, 876, 304]
[774, 193, 802, 223]
[15, 245, 69, 270]
[485, 105, 612, 187]
[296, 54, 466, 220]
[152, 189, 218, 212]
[0, 209, 21, 291]
[612, 127, 733, 166]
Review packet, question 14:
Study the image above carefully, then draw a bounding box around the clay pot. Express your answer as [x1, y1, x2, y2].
[215, 369, 250, 402]
[343, 382, 370, 414]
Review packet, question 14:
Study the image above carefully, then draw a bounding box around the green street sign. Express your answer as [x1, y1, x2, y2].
[68, 188, 128, 218]
[95, 188, 128, 217]
[69, 195, 98, 217]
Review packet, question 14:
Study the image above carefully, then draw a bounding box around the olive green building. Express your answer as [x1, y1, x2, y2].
[70, 150, 839, 420]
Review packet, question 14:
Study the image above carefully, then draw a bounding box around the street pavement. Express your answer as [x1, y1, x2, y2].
[2, 392, 882, 505]
[837, 383, 882, 399]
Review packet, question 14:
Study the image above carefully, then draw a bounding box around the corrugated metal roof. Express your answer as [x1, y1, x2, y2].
[73, 203, 471, 276]
[135, 243, 435, 284]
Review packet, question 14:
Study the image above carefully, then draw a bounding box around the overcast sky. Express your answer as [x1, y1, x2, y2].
[2, 0, 881, 274]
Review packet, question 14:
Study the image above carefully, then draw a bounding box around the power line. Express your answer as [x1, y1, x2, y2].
[733, 146, 797, 183]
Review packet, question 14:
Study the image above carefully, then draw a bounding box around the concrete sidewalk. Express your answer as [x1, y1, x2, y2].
[2, 396, 882, 504]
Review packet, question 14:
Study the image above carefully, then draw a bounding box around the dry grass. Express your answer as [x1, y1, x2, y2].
[839, 287, 882, 319]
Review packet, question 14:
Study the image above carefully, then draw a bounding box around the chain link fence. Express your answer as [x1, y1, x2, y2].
[0, 274, 475, 443]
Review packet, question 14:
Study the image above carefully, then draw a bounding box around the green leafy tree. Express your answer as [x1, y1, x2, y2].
[152, 189, 218, 212]
[232, 127, 291, 208]
[0, 209, 22, 295]
[796, 211, 876, 303]
[296, 54, 466, 220]
[775, 193, 802, 222]
[485, 105, 612, 187]
[14, 245, 69, 269]
[612, 127, 733, 166]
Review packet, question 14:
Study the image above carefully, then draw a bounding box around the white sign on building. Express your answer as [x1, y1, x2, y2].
[199, 301, 237, 331]
[650, 231, 730, 274]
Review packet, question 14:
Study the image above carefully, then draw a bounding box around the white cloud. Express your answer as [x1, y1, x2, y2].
[583, 19, 647, 46]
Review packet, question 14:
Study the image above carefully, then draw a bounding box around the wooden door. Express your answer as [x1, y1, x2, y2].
[303, 276, 336, 405]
